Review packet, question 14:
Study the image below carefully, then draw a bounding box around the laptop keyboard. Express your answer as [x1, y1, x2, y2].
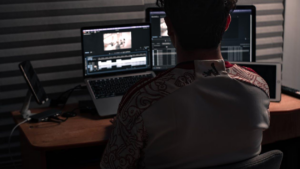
[89, 74, 153, 99]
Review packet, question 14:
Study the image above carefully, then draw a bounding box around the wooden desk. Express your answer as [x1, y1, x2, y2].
[11, 94, 300, 169]
[263, 94, 300, 144]
[12, 105, 113, 169]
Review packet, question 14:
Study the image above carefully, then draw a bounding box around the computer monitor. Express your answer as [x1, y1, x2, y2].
[81, 23, 152, 77]
[146, 5, 256, 71]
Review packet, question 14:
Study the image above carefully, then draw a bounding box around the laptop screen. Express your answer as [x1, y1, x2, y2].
[147, 6, 256, 70]
[81, 24, 152, 77]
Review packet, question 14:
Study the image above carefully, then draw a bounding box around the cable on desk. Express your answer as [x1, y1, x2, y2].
[8, 118, 30, 169]
[50, 116, 68, 122]
[50, 84, 87, 108]
[61, 107, 79, 118]
[8, 114, 74, 169]
[28, 118, 63, 128]
[50, 85, 80, 108]
[49, 107, 79, 122]
[47, 118, 62, 124]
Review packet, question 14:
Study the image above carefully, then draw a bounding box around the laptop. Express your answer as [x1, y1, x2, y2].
[81, 23, 155, 117]
[231, 62, 282, 102]
[146, 5, 257, 72]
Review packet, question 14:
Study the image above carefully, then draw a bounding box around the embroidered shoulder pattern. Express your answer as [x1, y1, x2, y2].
[227, 64, 270, 97]
[100, 69, 195, 169]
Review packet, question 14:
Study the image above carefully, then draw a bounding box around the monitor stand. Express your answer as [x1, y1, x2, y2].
[20, 90, 35, 119]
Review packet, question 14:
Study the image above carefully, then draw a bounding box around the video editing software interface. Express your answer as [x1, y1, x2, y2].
[149, 9, 253, 70]
[82, 25, 151, 76]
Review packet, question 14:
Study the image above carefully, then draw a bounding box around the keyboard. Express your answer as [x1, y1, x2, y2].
[89, 74, 153, 99]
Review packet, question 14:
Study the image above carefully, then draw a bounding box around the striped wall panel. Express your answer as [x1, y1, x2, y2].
[0, 0, 146, 111]
[0, 1, 145, 168]
[0, 0, 285, 168]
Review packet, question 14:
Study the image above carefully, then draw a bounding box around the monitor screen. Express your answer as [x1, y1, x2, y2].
[81, 24, 152, 77]
[147, 6, 256, 70]
[221, 9, 254, 62]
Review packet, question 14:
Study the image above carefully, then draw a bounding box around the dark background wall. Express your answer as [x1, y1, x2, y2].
[0, 0, 284, 168]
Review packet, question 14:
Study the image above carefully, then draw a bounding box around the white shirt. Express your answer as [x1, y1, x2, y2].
[100, 59, 270, 169]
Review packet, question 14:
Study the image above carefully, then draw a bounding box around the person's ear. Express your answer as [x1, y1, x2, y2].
[164, 17, 177, 47]
[164, 17, 174, 37]
[225, 14, 231, 31]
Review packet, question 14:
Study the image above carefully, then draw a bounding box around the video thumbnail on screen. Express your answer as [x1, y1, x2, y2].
[103, 32, 132, 51]
[160, 18, 168, 37]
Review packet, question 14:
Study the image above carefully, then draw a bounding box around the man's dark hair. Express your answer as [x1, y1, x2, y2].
[156, 0, 238, 50]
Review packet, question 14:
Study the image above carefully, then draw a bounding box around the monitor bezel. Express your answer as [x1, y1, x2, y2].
[145, 5, 257, 63]
[81, 23, 153, 78]
[231, 62, 281, 102]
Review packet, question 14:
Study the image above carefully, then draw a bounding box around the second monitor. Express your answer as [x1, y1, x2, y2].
[146, 5, 256, 70]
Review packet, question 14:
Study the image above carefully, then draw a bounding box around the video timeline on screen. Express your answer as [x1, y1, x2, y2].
[86, 52, 148, 74]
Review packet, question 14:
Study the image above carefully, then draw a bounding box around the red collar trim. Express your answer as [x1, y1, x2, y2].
[225, 61, 257, 74]
[225, 61, 234, 68]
